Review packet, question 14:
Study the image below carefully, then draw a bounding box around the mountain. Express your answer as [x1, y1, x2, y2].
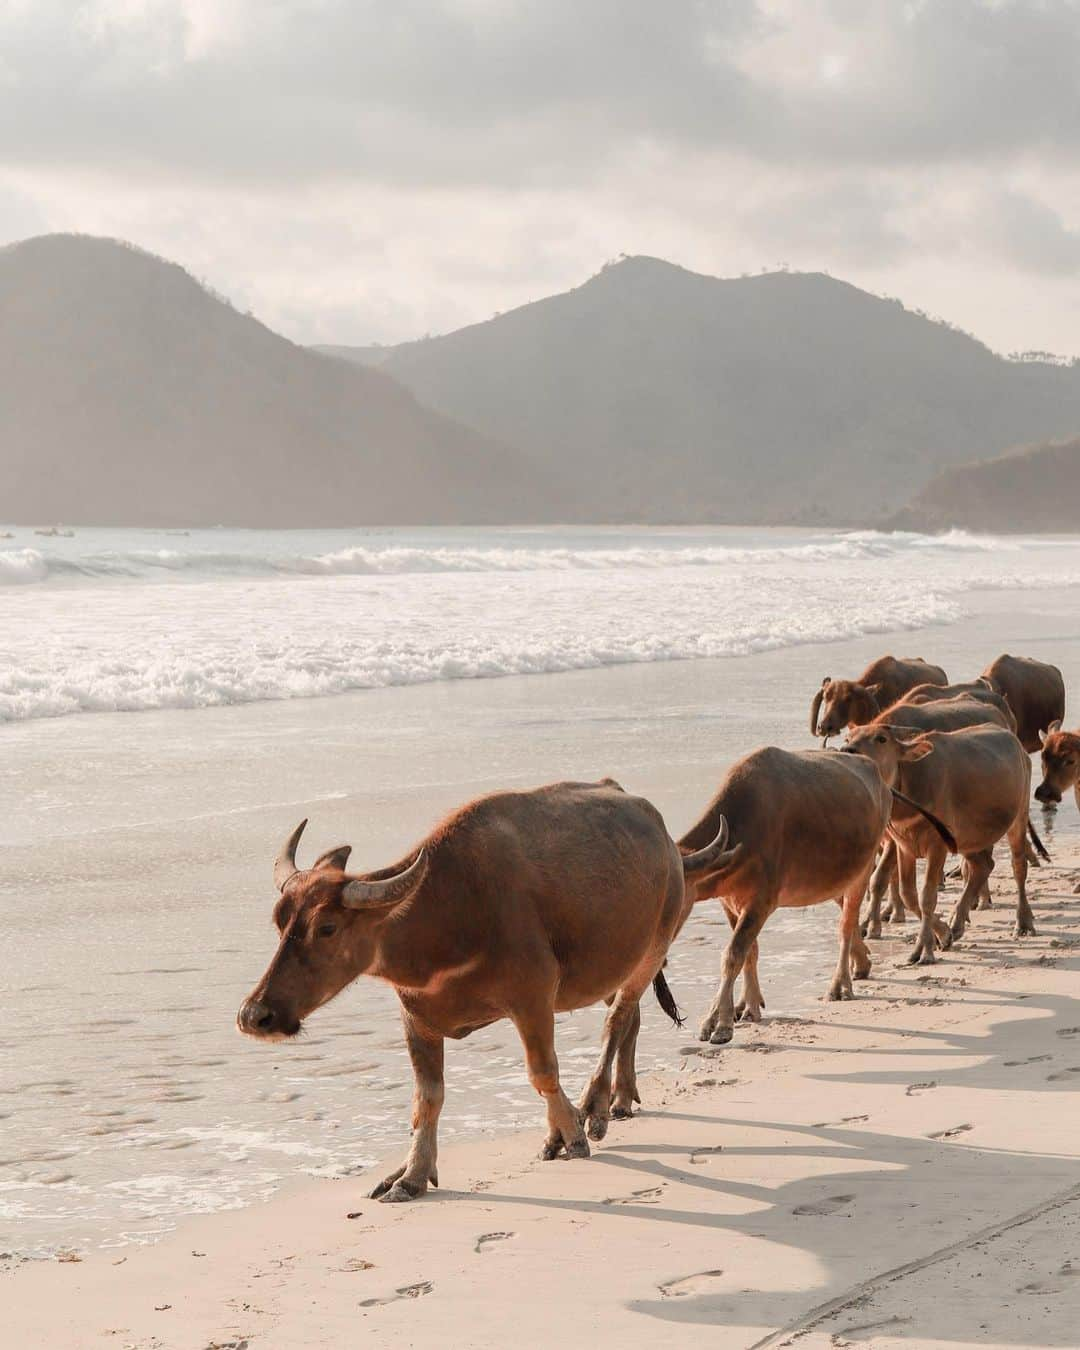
[1, 234, 561, 527]
[318, 256, 1080, 524]
[892, 437, 1080, 533]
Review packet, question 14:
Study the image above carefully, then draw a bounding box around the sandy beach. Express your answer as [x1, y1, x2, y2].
[7, 830, 1080, 1349]
[5, 533, 1080, 1348]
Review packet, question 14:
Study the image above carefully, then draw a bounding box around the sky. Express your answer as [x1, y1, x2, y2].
[4, 0, 1080, 353]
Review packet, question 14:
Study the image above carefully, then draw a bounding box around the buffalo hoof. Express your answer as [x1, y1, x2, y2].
[866, 924, 883, 941]
[735, 1001, 763, 1024]
[610, 1103, 634, 1121]
[1015, 922, 1037, 938]
[853, 965, 872, 981]
[907, 948, 936, 967]
[379, 1181, 423, 1204]
[827, 984, 853, 1002]
[370, 1169, 431, 1203]
[586, 1114, 609, 1142]
[540, 1134, 591, 1161]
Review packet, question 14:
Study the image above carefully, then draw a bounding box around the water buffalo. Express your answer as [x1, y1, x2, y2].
[810, 656, 948, 740]
[894, 682, 1017, 733]
[237, 780, 730, 1202]
[860, 695, 1017, 938]
[843, 724, 1044, 961]
[979, 654, 1065, 753]
[1035, 721, 1080, 806]
[678, 748, 893, 1046]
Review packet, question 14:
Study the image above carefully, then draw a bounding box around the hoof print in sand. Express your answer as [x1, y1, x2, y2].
[360, 1281, 433, 1308]
[927, 1123, 972, 1140]
[792, 1193, 854, 1217]
[688, 1146, 724, 1165]
[905, 1081, 937, 1095]
[602, 1185, 665, 1205]
[474, 1231, 515, 1254]
[659, 1269, 724, 1298]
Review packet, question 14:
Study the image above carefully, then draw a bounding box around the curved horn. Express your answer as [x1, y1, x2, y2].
[809, 684, 826, 737]
[681, 815, 731, 874]
[274, 818, 308, 892]
[312, 845, 352, 872]
[341, 849, 427, 910]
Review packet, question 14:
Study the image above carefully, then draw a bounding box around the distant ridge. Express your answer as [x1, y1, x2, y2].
[892, 437, 1080, 533]
[1, 234, 562, 526]
[319, 255, 1080, 525]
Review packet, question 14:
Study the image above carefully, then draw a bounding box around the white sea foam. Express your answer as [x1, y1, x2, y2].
[0, 526, 1022, 586]
[1, 525, 1077, 724]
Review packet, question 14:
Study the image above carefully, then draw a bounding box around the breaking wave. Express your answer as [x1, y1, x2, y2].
[0, 527, 1020, 587]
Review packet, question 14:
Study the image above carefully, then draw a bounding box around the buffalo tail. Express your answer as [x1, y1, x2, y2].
[653, 967, 685, 1028]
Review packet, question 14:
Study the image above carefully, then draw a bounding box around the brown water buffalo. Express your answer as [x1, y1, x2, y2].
[237, 780, 730, 1202]
[843, 724, 1043, 961]
[678, 748, 892, 1045]
[860, 695, 1017, 938]
[894, 682, 1017, 732]
[810, 656, 948, 740]
[1035, 721, 1080, 806]
[979, 654, 1065, 753]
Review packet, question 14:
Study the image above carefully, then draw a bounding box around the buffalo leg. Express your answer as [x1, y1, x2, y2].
[724, 903, 765, 1022]
[887, 860, 906, 923]
[865, 843, 895, 939]
[513, 1003, 590, 1161]
[369, 1014, 445, 1203]
[948, 851, 992, 940]
[610, 1003, 642, 1120]
[579, 979, 651, 1141]
[700, 898, 773, 1046]
[1010, 816, 1036, 937]
[976, 853, 996, 910]
[909, 841, 948, 964]
[829, 870, 872, 1000]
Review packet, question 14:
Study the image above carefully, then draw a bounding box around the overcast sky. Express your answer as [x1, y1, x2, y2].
[5, 0, 1080, 352]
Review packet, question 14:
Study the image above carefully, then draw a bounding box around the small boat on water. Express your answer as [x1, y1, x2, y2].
[33, 525, 75, 538]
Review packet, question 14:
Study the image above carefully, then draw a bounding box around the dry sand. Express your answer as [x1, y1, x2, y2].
[7, 840, 1080, 1349]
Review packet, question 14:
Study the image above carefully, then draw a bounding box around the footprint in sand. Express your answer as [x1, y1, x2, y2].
[812, 1114, 869, 1128]
[602, 1186, 665, 1205]
[688, 1146, 724, 1165]
[1056, 1027, 1080, 1038]
[927, 1123, 973, 1140]
[1004, 1055, 1051, 1066]
[658, 1270, 723, 1298]
[793, 1194, 854, 1217]
[905, 1081, 937, 1095]
[359, 1281, 433, 1308]
[1046, 1066, 1080, 1081]
[474, 1231, 515, 1254]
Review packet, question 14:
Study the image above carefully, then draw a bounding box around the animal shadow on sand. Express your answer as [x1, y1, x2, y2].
[469, 912, 1080, 1346]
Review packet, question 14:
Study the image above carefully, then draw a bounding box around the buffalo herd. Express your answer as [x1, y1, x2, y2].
[238, 651, 1069, 1201]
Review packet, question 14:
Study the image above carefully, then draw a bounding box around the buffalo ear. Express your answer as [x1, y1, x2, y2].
[1047, 719, 1063, 737]
[822, 676, 831, 687]
[898, 736, 934, 762]
[313, 845, 352, 872]
[864, 682, 883, 699]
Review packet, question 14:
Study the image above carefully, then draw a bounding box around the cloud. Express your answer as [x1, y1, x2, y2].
[5, 2, 1080, 352]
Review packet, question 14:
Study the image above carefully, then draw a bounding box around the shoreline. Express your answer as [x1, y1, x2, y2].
[8, 836, 1080, 1349]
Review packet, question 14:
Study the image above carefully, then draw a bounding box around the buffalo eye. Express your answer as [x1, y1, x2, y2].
[875, 734, 887, 744]
[317, 922, 337, 939]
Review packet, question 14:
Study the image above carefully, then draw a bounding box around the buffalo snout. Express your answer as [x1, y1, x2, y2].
[237, 997, 297, 1038]
[1034, 782, 1061, 805]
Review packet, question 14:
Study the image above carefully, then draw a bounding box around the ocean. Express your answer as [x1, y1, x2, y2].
[3, 524, 1078, 1255]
